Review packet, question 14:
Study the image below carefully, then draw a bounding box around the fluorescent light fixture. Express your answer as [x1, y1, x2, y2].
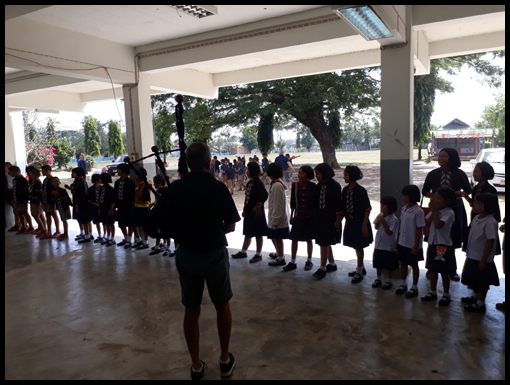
[168, 5, 217, 19]
[332, 5, 393, 41]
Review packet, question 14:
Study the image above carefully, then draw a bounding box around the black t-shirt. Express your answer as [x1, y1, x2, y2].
[13, 176, 29, 204]
[157, 171, 240, 253]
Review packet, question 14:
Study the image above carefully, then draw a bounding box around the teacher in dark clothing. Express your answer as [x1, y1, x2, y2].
[422, 148, 472, 281]
[160, 142, 240, 380]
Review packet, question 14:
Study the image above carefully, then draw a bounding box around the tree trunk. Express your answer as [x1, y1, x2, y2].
[418, 146, 422, 161]
[309, 122, 340, 169]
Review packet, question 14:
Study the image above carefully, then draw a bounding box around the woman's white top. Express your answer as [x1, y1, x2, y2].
[397, 204, 425, 249]
[373, 213, 398, 251]
[425, 207, 455, 246]
[466, 214, 498, 263]
[267, 179, 290, 229]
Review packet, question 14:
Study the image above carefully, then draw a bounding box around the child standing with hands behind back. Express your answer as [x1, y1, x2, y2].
[461, 192, 501, 313]
[372, 196, 399, 290]
[395, 185, 426, 298]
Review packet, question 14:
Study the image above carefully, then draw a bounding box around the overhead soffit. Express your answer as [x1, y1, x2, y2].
[21, 5, 327, 47]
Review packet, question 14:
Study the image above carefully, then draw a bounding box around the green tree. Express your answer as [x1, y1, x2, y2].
[49, 138, 74, 169]
[475, 92, 505, 146]
[300, 128, 315, 152]
[256, 112, 275, 154]
[83, 116, 101, 157]
[240, 131, 258, 152]
[107, 120, 125, 158]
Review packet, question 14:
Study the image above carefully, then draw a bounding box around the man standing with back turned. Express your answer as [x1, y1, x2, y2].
[159, 142, 240, 380]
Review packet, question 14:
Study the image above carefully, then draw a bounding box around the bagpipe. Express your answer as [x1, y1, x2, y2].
[122, 94, 188, 239]
[123, 94, 188, 197]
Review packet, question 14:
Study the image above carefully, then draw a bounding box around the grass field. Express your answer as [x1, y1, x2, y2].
[136, 149, 423, 170]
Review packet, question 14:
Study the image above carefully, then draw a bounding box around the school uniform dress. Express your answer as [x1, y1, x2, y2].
[88, 184, 102, 225]
[396, 205, 426, 267]
[73, 179, 91, 224]
[243, 178, 268, 238]
[129, 181, 151, 227]
[41, 176, 54, 213]
[12, 175, 29, 213]
[100, 184, 116, 226]
[461, 214, 500, 291]
[372, 213, 399, 271]
[55, 187, 72, 221]
[290, 180, 316, 242]
[422, 167, 471, 249]
[313, 179, 342, 246]
[29, 179, 43, 217]
[471, 182, 501, 223]
[342, 184, 373, 250]
[267, 179, 290, 240]
[424, 207, 456, 274]
[114, 177, 135, 228]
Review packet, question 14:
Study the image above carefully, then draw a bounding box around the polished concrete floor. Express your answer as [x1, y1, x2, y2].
[5, 221, 506, 380]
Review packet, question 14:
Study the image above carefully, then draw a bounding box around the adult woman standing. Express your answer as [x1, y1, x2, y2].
[422, 148, 472, 281]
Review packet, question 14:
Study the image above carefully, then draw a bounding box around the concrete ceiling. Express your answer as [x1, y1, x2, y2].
[5, 5, 505, 111]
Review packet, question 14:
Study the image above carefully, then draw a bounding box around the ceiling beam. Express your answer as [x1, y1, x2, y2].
[5, 72, 89, 96]
[5, 17, 136, 85]
[5, 5, 53, 21]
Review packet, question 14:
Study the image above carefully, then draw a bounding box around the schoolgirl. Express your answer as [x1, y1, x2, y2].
[26, 166, 47, 236]
[99, 173, 116, 246]
[311, 163, 342, 280]
[88, 174, 104, 243]
[285, 166, 316, 272]
[51, 176, 71, 240]
[395, 185, 426, 298]
[231, 162, 268, 263]
[342, 165, 373, 284]
[114, 163, 136, 248]
[129, 167, 152, 250]
[421, 187, 457, 306]
[461, 192, 501, 313]
[266, 163, 290, 267]
[372, 195, 399, 290]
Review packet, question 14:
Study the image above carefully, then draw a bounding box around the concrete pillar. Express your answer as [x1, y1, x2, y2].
[122, 73, 155, 174]
[380, 5, 414, 213]
[5, 98, 25, 228]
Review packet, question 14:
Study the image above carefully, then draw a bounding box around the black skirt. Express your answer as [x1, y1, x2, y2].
[372, 249, 399, 271]
[343, 217, 373, 250]
[425, 244, 456, 274]
[243, 214, 268, 238]
[461, 257, 500, 291]
[396, 245, 424, 267]
[313, 213, 341, 246]
[290, 217, 313, 242]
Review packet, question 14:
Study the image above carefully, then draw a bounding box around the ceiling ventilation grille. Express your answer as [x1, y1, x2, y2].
[168, 5, 217, 19]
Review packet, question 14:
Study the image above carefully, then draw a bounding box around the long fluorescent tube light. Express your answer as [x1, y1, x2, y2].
[168, 5, 217, 19]
[333, 6, 393, 41]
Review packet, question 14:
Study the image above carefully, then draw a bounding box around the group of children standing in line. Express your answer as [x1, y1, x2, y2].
[6, 156, 504, 313]
[6, 162, 177, 256]
[232, 160, 504, 314]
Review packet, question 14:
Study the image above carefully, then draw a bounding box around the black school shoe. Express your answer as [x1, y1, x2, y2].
[464, 303, 486, 313]
[351, 273, 364, 284]
[312, 268, 326, 280]
[348, 268, 366, 277]
[268, 258, 286, 266]
[190, 361, 207, 381]
[438, 295, 452, 306]
[461, 296, 478, 304]
[282, 262, 297, 271]
[421, 292, 438, 301]
[395, 285, 408, 295]
[326, 264, 337, 273]
[231, 251, 247, 259]
[405, 288, 419, 298]
[220, 353, 236, 378]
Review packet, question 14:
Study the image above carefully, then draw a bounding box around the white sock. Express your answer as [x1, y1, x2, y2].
[320, 266, 326, 271]
[191, 363, 203, 373]
[356, 266, 362, 274]
[81, 230, 85, 235]
[307, 257, 312, 262]
[276, 256, 284, 261]
[430, 290, 437, 295]
[220, 357, 230, 365]
[143, 239, 148, 246]
[255, 251, 262, 256]
[241, 249, 247, 253]
[329, 262, 336, 267]
[476, 299, 485, 306]
[125, 236, 130, 242]
[443, 292, 450, 298]
[291, 258, 296, 264]
[411, 284, 418, 291]
[377, 275, 382, 281]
